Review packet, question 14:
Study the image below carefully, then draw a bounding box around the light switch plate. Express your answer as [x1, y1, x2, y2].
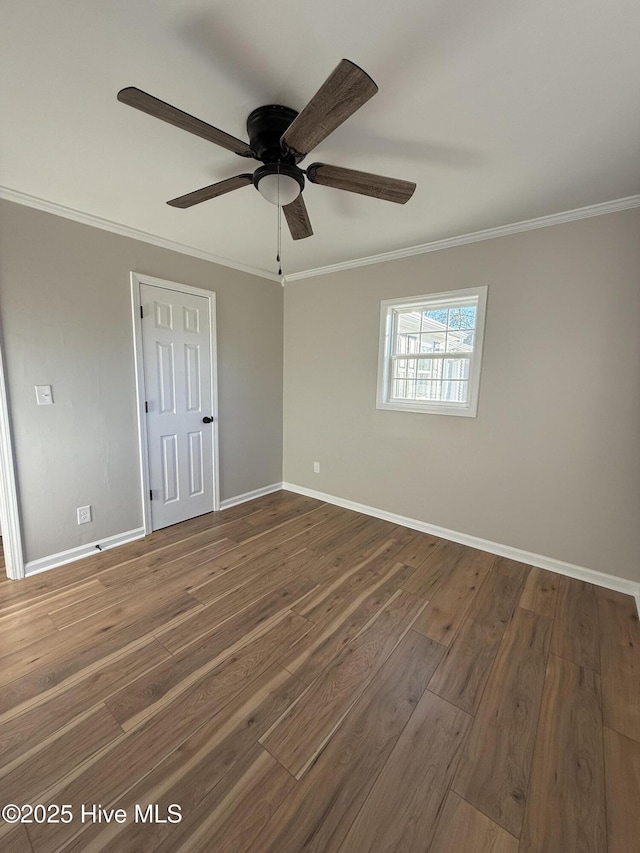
[35, 385, 53, 405]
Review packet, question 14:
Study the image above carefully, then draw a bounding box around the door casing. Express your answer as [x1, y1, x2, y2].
[130, 272, 220, 535]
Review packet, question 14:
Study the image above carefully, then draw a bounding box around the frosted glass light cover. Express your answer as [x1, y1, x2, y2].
[257, 173, 301, 206]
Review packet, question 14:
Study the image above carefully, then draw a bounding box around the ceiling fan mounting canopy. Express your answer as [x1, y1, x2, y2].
[117, 58, 416, 241]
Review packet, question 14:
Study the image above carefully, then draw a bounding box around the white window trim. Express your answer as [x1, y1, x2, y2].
[376, 285, 488, 417]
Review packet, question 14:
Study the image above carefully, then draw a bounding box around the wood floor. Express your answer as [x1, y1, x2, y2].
[0, 491, 638, 852]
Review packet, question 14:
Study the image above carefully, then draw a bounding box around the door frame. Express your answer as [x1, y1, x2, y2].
[0, 332, 25, 579]
[130, 272, 220, 535]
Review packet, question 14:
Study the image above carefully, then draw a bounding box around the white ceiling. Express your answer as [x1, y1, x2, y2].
[2, 0, 639, 278]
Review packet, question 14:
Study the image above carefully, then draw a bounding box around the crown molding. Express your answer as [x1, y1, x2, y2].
[3, 185, 638, 285]
[283, 194, 640, 283]
[0, 186, 280, 282]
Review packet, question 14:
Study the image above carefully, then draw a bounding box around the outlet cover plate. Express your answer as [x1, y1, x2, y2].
[77, 505, 92, 525]
[35, 385, 53, 405]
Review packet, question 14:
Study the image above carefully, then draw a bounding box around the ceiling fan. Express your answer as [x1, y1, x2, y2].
[117, 59, 416, 241]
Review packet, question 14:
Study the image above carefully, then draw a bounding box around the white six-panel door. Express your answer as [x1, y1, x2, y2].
[139, 282, 215, 530]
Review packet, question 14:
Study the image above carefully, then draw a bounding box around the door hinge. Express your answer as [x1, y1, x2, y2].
[145, 401, 148, 413]
[140, 305, 144, 319]
[149, 489, 153, 501]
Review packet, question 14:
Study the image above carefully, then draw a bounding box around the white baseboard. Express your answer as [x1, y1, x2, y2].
[283, 482, 640, 610]
[24, 527, 145, 577]
[219, 482, 284, 511]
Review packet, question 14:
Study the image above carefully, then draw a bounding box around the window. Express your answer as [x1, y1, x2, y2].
[377, 286, 487, 416]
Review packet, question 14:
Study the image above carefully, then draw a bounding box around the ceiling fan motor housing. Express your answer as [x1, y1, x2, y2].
[247, 104, 302, 164]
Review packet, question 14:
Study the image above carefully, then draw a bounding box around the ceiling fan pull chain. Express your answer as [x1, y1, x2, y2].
[277, 165, 283, 277]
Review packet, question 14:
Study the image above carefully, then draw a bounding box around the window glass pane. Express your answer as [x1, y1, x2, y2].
[396, 312, 421, 335]
[417, 380, 442, 400]
[423, 308, 448, 325]
[420, 331, 446, 353]
[417, 358, 443, 380]
[447, 305, 477, 330]
[446, 330, 475, 352]
[393, 358, 409, 378]
[443, 358, 470, 380]
[441, 380, 469, 402]
[392, 378, 414, 399]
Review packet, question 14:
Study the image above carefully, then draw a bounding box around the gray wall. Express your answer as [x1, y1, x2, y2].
[283, 209, 640, 583]
[0, 199, 283, 563]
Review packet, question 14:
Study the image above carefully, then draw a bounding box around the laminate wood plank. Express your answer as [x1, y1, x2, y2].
[603, 726, 640, 853]
[392, 528, 441, 568]
[261, 589, 426, 778]
[428, 792, 518, 853]
[519, 566, 559, 618]
[0, 826, 32, 853]
[90, 535, 237, 595]
[193, 518, 311, 573]
[59, 586, 201, 646]
[551, 575, 600, 671]
[95, 530, 236, 589]
[59, 665, 304, 853]
[400, 540, 458, 600]
[338, 690, 471, 852]
[0, 512, 242, 611]
[283, 562, 415, 685]
[245, 494, 323, 526]
[0, 611, 58, 654]
[0, 562, 111, 613]
[285, 510, 361, 561]
[47, 546, 235, 629]
[298, 522, 402, 586]
[428, 559, 524, 714]
[106, 583, 314, 730]
[245, 497, 325, 526]
[110, 608, 311, 732]
[240, 507, 336, 554]
[0, 606, 193, 720]
[295, 538, 406, 622]
[0, 637, 169, 767]
[0, 704, 122, 805]
[304, 514, 376, 557]
[159, 573, 316, 654]
[189, 551, 313, 611]
[256, 631, 444, 853]
[0, 578, 106, 623]
[0, 591, 199, 703]
[452, 607, 552, 837]
[154, 745, 295, 853]
[519, 654, 605, 853]
[27, 614, 311, 853]
[598, 587, 640, 742]
[412, 546, 495, 645]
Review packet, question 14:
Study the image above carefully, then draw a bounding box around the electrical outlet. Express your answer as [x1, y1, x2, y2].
[77, 505, 92, 525]
[313, 461, 320, 474]
[35, 385, 53, 405]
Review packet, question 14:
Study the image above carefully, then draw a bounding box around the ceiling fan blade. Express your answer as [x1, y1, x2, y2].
[167, 174, 254, 208]
[117, 87, 254, 158]
[281, 59, 378, 157]
[306, 163, 416, 204]
[283, 195, 313, 240]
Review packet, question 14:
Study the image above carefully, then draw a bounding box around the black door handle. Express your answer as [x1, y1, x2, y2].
[202, 416, 214, 424]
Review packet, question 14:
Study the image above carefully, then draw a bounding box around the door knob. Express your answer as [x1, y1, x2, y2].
[202, 416, 214, 424]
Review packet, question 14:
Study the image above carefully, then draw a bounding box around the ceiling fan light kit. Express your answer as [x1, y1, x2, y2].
[117, 58, 416, 247]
